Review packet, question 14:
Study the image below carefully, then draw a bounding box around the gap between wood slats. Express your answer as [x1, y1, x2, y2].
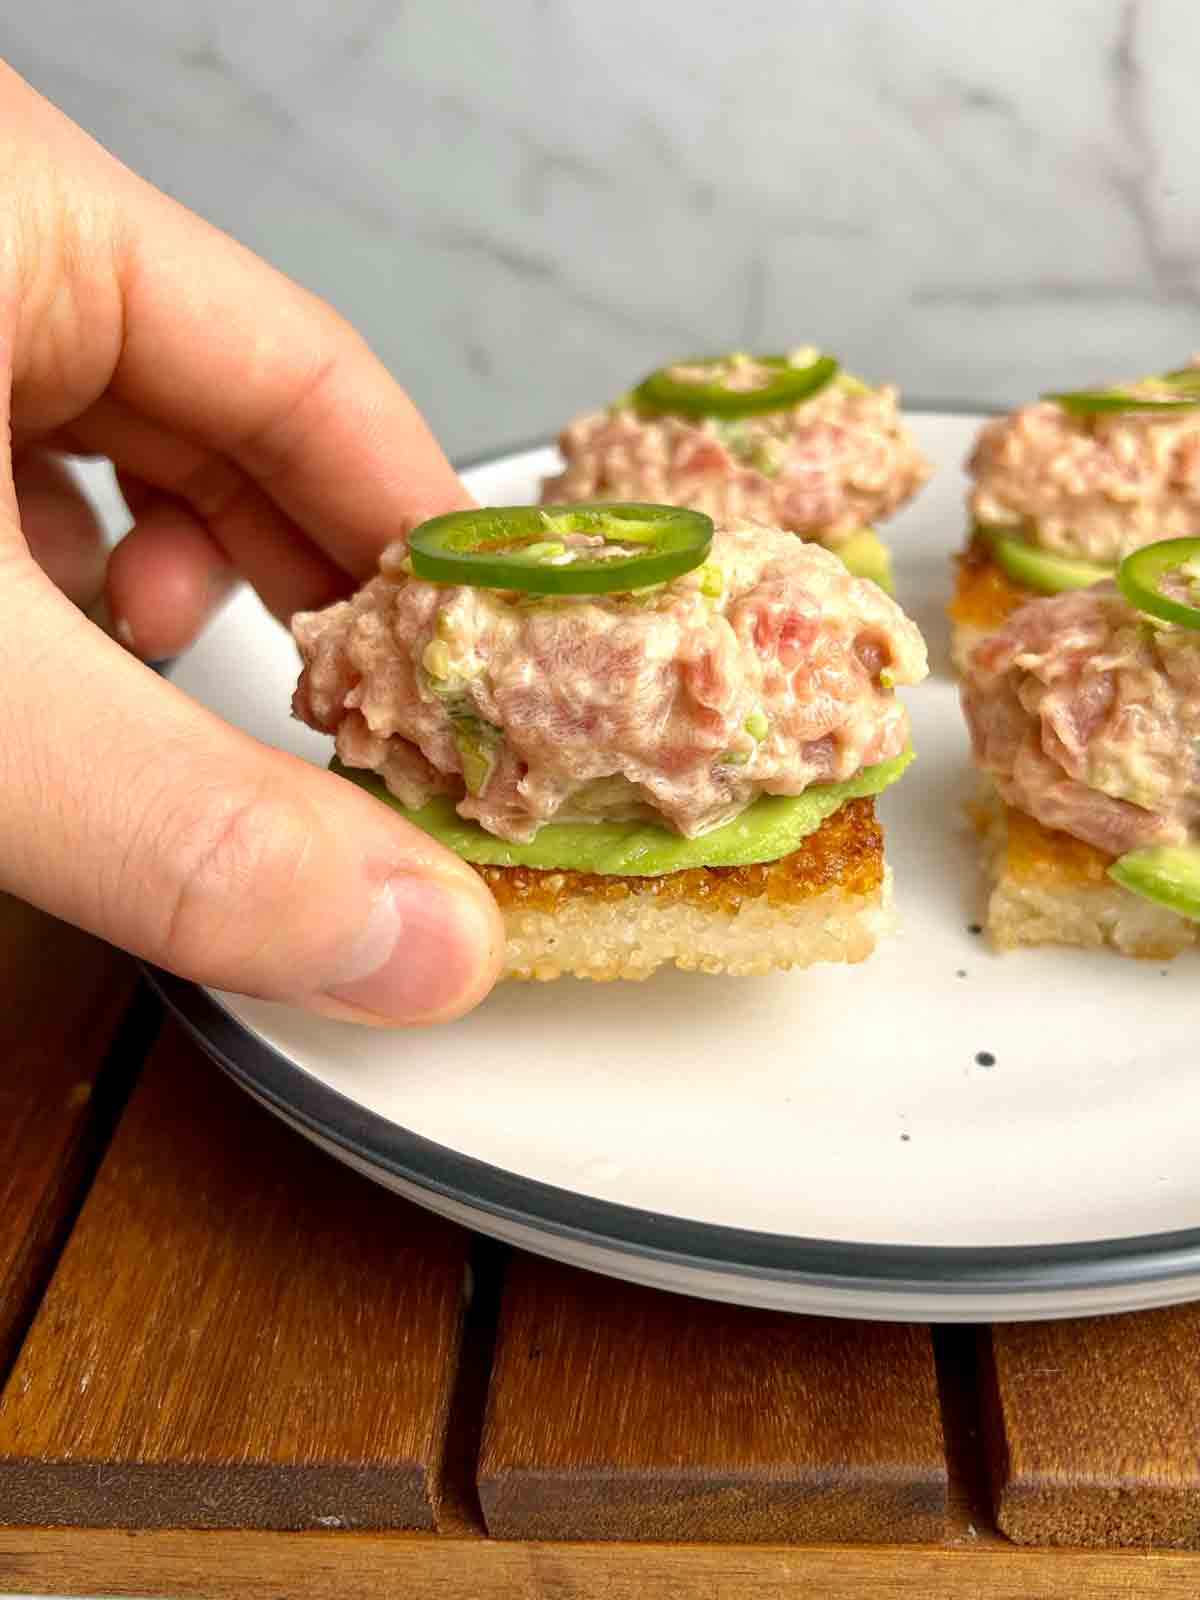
[0, 982, 161, 1391]
[436, 1237, 507, 1537]
[929, 1323, 1005, 1550]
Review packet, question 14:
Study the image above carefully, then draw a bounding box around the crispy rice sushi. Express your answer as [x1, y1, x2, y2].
[543, 350, 930, 593]
[950, 360, 1200, 670]
[961, 547, 1200, 957]
[292, 503, 928, 982]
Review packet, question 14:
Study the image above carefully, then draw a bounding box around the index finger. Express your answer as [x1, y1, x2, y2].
[16, 60, 471, 577]
[115, 193, 474, 576]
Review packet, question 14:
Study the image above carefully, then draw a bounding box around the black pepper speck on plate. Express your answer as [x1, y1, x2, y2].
[975, 1051, 996, 1068]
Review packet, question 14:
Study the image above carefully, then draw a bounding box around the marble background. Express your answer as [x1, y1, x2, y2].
[6, 0, 1199, 459]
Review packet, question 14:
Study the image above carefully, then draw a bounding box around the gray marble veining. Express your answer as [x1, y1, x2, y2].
[6, 0, 1198, 457]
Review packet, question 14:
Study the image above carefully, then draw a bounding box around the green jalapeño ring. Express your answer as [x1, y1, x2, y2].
[1117, 537, 1200, 632]
[407, 503, 714, 595]
[1046, 367, 1200, 417]
[632, 352, 838, 420]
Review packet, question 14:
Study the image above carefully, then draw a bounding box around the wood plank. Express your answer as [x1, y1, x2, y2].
[982, 1309, 1200, 1547]
[0, 893, 139, 1380]
[4, 1526, 1200, 1600]
[477, 1253, 947, 1543]
[0, 1019, 471, 1531]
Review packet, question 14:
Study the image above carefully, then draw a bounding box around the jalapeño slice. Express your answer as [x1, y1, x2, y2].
[1046, 367, 1200, 417]
[632, 350, 838, 419]
[407, 503, 713, 595]
[1116, 537, 1200, 631]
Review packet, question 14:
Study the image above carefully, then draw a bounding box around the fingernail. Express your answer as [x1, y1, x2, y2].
[320, 876, 493, 1022]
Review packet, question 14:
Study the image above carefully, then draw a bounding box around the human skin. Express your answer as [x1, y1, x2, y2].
[0, 60, 504, 1025]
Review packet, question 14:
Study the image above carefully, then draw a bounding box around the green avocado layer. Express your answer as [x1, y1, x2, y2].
[835, 527, 893, 592]
[332, 748, 913, 876]
[1109, 844, 1200, 922]
[977, 524, 1112, 595]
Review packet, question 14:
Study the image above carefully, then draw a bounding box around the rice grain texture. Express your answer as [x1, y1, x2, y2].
[478, 796, 891, 980]
[973, 793, 1197, 959]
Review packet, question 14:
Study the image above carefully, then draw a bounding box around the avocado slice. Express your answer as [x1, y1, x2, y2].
[1109, 845, 1200, 922]
[332, 747, 913, 875]
[978, 525, 1112, 595]
[835, 527, 893, 593]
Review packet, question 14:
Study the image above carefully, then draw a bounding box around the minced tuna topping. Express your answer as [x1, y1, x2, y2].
[292, 521, 927, 843]
[969, 369, 1200, 565]
[542, 382, 930, 547]
[962, 586, 1200, 856]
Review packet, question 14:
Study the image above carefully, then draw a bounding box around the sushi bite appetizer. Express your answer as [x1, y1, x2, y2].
[950, 361, 1200, 668]
[544, 349, 930, 593]
[293, 501, 928, 981]
[962, 537, 1200, 957]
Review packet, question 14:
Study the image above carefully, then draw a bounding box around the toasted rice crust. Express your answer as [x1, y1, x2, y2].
[972, 791, 1197, 959]
[948, 541, 1031, 672]
[476, 797, 889, 980]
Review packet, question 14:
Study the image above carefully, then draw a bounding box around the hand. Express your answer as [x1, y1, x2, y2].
[0, 62, 503, 1024]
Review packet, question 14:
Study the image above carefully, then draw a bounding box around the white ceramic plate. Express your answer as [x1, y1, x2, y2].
[157, 414, 1200, 1322]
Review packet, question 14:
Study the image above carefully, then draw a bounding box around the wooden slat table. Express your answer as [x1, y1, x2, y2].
[2, 892, 1199, 1597]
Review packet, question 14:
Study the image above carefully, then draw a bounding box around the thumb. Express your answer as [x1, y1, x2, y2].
[0, 553, 504, 1024]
